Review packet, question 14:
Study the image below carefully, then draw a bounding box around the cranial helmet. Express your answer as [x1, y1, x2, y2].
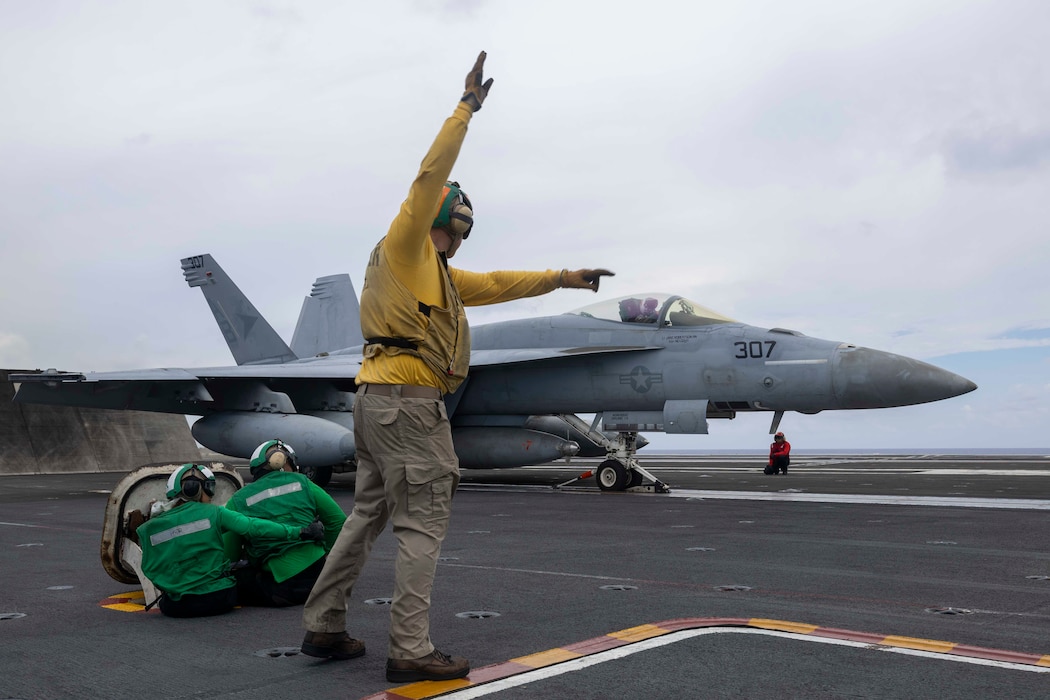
[249, 439, 298, 478]
[166, 464, 217, 501]
[433, 181, 473, 239]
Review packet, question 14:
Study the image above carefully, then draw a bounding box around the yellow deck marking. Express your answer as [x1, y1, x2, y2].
[102, 603, 146, 612]
[749, 618, 819, 634]
[608, 623, 665, 642]
[881, 635, 957, 653]
[389, 678, 472, 699]
[511, 648, 582, 667]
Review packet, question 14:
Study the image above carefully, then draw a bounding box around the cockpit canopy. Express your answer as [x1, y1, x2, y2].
[566, 293, 737, 327]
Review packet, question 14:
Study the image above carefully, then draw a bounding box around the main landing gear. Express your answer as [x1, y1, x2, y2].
[593, 431, 670, 493]
[554, 415, 670, 493]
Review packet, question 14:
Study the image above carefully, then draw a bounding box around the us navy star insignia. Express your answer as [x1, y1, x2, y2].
[620, 366, 663, 393]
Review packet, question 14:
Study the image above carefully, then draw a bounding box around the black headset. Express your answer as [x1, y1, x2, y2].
[179, 466, 216, 500]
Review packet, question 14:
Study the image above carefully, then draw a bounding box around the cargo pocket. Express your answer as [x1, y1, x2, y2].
[370, 407, 400, 427]
[405, 462, 455, 521]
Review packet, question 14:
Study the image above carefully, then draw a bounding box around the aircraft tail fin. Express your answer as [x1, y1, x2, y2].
[181, 254, 298, 366]
[290, 274, 364, 357]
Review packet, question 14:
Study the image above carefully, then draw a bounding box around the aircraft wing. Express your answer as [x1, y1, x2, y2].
[10, 358, 362, 384]
[11, 344, 657, 415]
[10, 357, 363, 415]
[12, 344, 653, 390]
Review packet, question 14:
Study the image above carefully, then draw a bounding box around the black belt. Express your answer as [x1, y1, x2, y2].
[358, 383, 442, 400]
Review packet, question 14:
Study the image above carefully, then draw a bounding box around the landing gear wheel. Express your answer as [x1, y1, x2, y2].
[596, 459, 629, 491]
[301, 465, 333, 488]
[626, 469, 643, 489]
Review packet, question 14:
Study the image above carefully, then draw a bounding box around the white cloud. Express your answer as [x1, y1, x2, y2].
[2, 0, 1048, 448]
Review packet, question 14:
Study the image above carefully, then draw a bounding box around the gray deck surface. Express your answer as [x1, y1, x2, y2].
[2, 454, 1049, 699]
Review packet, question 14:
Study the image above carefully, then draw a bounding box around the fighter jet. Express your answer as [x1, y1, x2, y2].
[12, 254, 976, 492]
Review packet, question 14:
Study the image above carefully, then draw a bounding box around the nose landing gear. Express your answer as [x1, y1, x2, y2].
[586, 426, 669, 493]
[594, 454, 669, 493]
[546, 414, 671, 493]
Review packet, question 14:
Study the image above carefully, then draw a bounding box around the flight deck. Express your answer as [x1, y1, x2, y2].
[2, 455, 1048, 699]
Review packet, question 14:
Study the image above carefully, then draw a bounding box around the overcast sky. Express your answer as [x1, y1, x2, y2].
[2, 1, 1048, 450]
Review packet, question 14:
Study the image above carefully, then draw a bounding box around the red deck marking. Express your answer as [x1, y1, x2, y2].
[950, 644, 1050, 666]
[561, 635, 628, 655]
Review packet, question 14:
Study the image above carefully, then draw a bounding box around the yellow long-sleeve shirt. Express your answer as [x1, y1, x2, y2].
[357, 102, 561, 390]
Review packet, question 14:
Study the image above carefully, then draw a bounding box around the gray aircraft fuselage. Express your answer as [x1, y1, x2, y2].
[460, 313, 969, 418]
[12, 260, 975, 486]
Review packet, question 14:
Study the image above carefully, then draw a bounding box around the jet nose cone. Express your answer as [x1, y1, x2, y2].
[833, 345, 977, 409]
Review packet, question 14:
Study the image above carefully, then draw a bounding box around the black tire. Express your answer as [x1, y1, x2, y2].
[763, 465, 775, 475]
[626, 469, 644, 489]
[301, 465, 333, 488]
[595, 459, 629, 491]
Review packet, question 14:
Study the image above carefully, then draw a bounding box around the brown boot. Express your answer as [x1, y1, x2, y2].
[386, 649, 470, 682]
[300, 631, 366, 660]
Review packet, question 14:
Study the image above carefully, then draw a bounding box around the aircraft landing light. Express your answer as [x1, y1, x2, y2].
[361, 618, 1050, 699]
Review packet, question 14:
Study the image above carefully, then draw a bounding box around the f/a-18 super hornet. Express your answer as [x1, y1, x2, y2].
[12, 254, 976, 492]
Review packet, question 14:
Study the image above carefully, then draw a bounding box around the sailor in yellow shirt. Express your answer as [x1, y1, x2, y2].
[301, 51, 613, 683]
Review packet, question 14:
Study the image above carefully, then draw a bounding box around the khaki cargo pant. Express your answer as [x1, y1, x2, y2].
[302, 389, 459, 660]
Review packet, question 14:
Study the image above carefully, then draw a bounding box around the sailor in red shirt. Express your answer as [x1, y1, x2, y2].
[766, 432, 791, 475]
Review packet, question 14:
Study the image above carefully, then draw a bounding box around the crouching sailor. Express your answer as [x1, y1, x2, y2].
[223, 440, 347, 607]
[135, 464, 325, 618]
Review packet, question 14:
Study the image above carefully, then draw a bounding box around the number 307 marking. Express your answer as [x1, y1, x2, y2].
[734, 340, 776, 359]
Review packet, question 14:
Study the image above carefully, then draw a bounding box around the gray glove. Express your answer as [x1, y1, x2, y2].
[461, 51, 494, 112]
[299, 519, 325, 543]
[560, 269, 615, 292]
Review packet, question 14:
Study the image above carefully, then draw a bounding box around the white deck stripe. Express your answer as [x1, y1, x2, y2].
[438, 628, 1048, 699]
[667, 489, 1050, 510]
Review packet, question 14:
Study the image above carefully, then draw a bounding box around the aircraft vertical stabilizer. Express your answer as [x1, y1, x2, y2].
[181, 254, 298, 366]
[290, 274, 363, 358]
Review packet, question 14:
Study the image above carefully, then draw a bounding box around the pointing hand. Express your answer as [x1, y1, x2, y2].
[560, 269, 615, 293]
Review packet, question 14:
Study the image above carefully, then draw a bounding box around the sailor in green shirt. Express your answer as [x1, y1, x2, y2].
[136, 464, 324, 618]
[224, 440, 347, 607]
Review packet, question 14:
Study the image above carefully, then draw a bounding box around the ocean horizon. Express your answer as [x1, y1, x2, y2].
[644, 447, 1050, 456]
